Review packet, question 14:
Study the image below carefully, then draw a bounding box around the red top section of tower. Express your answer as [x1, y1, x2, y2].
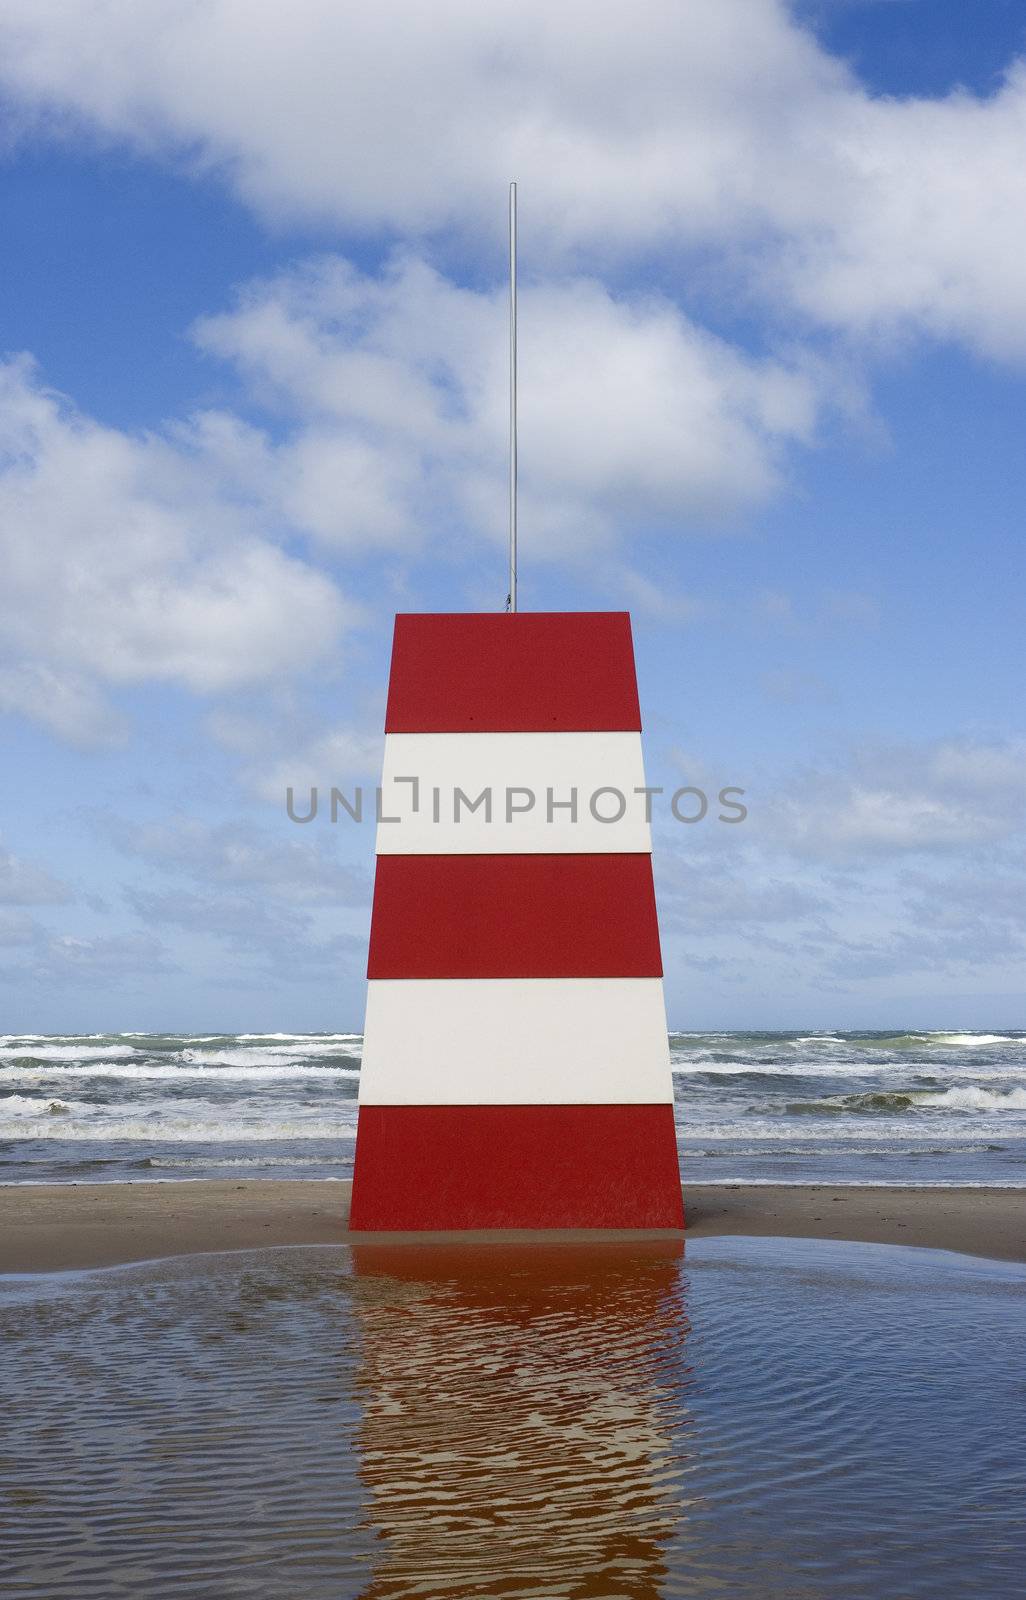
[384, 612, 642, 733]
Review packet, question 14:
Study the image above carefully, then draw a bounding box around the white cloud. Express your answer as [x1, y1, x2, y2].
[0, 663, 128, 748]
[2, 2, 1026, 357]
[650, 748, 1026, 994]
[0, 841, 72, 905]
[0, 0, 841, 243]
[0, 356, 353, 740]
[99, 813, 369, 906]
[0, 908, 43, 945]
[3, 930, 179, 985]
[0, 252, 836, 746]
[774, 72, 1026, 357]
[78, 809, 372, 977]
[766, 736, 1026, 858]
[122, 885, 363, 977]
[206, 707, 383, 805]
[657, 849, 830, 931]
[195, 254, 826, 555]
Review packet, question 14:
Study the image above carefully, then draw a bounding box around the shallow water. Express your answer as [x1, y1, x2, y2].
[2, 1028, 1025, 1186]
[2, 1237, 1023, 1598]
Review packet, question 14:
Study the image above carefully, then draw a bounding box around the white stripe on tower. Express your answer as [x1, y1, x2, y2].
[359, 979, 672, 1104]
[377, 731, 651, 853]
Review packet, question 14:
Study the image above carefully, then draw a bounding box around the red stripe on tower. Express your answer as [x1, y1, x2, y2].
[368, 854, 663, 979]
[384, 611, 642, 732]
[349, 612, 683, 1231]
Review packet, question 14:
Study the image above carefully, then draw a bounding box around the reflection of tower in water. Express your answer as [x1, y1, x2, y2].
[351, 1242, 692, 1599]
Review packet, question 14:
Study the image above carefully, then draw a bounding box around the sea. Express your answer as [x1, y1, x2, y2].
[1, 1028, 1024, 1187]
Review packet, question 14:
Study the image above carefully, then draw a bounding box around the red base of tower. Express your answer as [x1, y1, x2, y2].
[349, 1104, 684, 1231]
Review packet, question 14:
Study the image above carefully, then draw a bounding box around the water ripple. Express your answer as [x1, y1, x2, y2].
[1, 1237, 1023, 1598]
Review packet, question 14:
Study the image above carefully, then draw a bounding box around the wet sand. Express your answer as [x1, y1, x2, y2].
[1, 1180, 1022, 1272]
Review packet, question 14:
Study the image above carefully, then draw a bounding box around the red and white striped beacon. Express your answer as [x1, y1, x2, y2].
[349, 186, 682, 1230]
[349, 610, 683, 1230]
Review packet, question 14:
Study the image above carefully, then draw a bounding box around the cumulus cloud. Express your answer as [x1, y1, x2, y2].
[0, 247, 840, 747]
[195, 253, 826, 554]
[2, 1, 1026, 356]
[0, 355, 353, 741]
[0, 0, 848, 242]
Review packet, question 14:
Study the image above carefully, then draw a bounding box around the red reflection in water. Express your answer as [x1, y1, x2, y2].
[350, 1241, 692, 1598]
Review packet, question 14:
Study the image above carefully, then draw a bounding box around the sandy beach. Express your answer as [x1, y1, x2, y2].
[1, 1180, 1022, 1273]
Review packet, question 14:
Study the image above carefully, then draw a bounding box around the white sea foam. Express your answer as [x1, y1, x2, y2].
[671, 1061, 800, 1076]
[181, 1045, 361, 1066]
[0, 1034, 111, 1042]
[233, 1033, 362, 1042]
[670, 1059, 963, 1079]
[922, 1033, 1017, 1047]
[0, 1098, 359, 1139]
[918, 1086, 1026, 1111]
[679, 1118, 1003, 1141]
[0, 1094, 85, 1116]
[0, 1044, 138, 1061]
[0, 1061, 360, 1082]
[669, 1178, 1026, 1187]
[145, 1155, 349, 1168]
[2, 1122, 359, 1141]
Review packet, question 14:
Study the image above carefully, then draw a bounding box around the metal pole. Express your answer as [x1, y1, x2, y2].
[508, 180, 518, 613]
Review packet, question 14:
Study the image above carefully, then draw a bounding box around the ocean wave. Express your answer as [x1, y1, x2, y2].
[0, 1114, 359, 1141]
[923, 1033, 1018, 1047]
[678, 1177, 1026, 1186]
[680, 1109, 1026, 1140]
[0, 1044, 138, 1061]
[672, 1061, 939, 1079]
[140, 1155, 349, 1168]
[181, 1045, 361, 1066]
[0, 1034, 113, 1042]
[0, 1094, 82, 1117]
[233, 1032, 362, 1042]
[669, 1060, 1018, 1082]
[844, 1032, 1019, 1051]
[689, 1141, 1008, 1158]
[0, 1061, 361, 1082]
[784, 1087, 1026, 1116]
[671, 1061, 801, 1077]
[0, 1092, 358, 1141]
[919, 1085, 1026, 1111]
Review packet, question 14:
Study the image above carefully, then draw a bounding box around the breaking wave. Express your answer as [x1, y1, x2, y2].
[0, 1044, 137, 1061]
[785, 1087, 1026, 1116]
[1, 1061, 360, 1082]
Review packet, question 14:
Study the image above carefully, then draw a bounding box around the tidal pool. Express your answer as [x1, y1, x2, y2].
[2, 1235, 1023, 1598]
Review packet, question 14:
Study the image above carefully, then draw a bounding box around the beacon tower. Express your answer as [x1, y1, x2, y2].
[349, 610, 683, 1230]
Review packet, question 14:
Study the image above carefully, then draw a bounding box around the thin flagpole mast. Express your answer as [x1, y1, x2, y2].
[508, 180, 518, 612]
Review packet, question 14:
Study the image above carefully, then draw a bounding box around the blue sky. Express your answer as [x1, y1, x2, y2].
[0, 0, 1023, 1031]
